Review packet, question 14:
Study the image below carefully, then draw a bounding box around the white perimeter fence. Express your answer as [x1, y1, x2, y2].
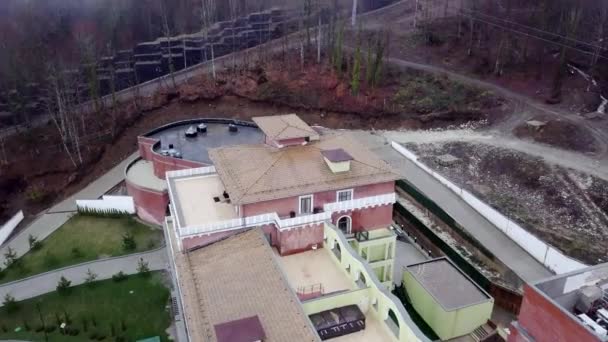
[76, 196, 136, 214]
[391, 142, 587, 274]
[0, 211, 24, 246]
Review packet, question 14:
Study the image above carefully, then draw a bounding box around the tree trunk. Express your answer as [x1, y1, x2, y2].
[317, 16, 322, 64]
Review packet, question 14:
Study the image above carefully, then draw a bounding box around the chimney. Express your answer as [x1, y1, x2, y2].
[321, 149, 353, 173]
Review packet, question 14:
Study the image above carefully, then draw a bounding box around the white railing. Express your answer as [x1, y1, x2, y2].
[278, 211, 332, 229]
[178, 193, 396, 239]
[181, 213, 276, 237]
[165, 166, 216, 179]
[324, 193, 396, 213]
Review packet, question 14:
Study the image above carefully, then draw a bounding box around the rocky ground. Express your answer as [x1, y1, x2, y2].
[405, 141, 608, 265]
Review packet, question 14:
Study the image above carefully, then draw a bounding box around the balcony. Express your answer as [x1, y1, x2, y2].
[167, 178, 396, 242]
[324, 193, 396, 213]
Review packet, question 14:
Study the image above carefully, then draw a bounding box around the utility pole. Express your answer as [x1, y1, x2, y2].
[351, 0, 358, 27]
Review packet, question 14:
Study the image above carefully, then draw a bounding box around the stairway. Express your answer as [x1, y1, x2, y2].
[471, 325, 491, 342]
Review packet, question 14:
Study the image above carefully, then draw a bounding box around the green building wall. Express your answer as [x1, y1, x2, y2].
[402, 271, 494, 340]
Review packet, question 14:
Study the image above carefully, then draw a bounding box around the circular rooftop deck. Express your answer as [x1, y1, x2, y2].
[149, 122, 264, 164]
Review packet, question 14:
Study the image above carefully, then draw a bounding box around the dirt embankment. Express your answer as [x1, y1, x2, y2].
[0, 54, 504, 222]
[407, 141, 608, 265]
[513, 117, 599, 153]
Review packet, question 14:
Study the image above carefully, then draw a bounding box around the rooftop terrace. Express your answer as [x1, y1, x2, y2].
[277, 248, 356, 296]
[169, 173, 237, 227]
[149, 122, 264, 163]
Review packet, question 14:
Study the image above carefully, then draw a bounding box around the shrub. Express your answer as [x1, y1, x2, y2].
[112, 271, 128, 282]
[89, 332, 99, 340]
[122, 233, 136, 251]
[71, 247, 83, 259]
[35, 325, 45, 332]
[45, 325, 56, 333]
[82, 317, 88, 332]
[63, 310, 72, 324]
[43, 252, 59, 268]
[1, 324, 6, 332]
[137, 258, 150, 276]
[85, 268, 98, 286]
[97, 334, 107, 340]
[56, 276, 72, 295]
[28, 234, 43, 251]
[3, 294, 19, 313]
[77, 207, 130, 218]
[66, 327, 80, 336]
[26, 187, 49, 204]
[3, 247, 17, 268]
[22, 320, 30, 331]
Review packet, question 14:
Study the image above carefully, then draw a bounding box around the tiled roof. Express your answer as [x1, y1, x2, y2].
[208, 132, 401, 204]
[321, 148, 353, 162]
[186, 229, 318, 342]
[252, 114, 319, 140]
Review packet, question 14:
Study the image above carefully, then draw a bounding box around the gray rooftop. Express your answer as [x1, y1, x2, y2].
[150, 122, 264, 164]
[406, 257, 491, 311]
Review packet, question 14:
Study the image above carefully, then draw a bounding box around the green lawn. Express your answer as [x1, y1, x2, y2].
[0, 272, 171, 341]
[0, 214, 164, 284]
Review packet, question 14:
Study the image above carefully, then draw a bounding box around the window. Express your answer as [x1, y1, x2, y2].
[337, 189, 353, 202]
[299, 195, 313, 214]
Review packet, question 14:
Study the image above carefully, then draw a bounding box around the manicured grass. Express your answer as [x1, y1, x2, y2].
[0, 272, 171, 341]
[0, 214, 163, 284]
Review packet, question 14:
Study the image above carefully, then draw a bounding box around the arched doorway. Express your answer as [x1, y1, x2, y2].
[337, 216, 352, 235]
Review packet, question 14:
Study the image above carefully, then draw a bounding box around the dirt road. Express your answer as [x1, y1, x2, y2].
[382, 129, 608, 181]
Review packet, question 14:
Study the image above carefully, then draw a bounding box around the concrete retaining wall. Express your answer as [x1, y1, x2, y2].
[0, 211, 24, 246]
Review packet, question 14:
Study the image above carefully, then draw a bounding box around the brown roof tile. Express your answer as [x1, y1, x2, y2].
[185, 229, 319, 342]
[208, 132, 401, 204]
[252, 114, 319, 140]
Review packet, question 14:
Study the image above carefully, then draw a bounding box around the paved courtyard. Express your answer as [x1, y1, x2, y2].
[277, 248, 356, 295]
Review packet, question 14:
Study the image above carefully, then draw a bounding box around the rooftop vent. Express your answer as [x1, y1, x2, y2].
[321, 149, 353, 173]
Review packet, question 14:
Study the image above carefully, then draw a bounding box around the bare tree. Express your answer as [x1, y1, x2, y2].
[590, 1, 608, 71]
[160, 0, 177, 89]
[549, 4, 583, 103]
[351, 0, 358, 27]
[44, 65, 84, 167]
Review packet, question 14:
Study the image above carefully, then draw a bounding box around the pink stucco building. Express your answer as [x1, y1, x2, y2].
[165, 114, 401, 255]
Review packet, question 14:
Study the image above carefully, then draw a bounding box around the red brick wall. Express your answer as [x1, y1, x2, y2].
[509, 284, 599, 342]
[137, 135, 208, 179]
[331, 205, 394, 232]
[138, 136, 158, 161]
[278, 223, 324, 255]
[151, 152, 207, 179]
[182, 228, 250, 250]
[126, 180, 169, 225]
